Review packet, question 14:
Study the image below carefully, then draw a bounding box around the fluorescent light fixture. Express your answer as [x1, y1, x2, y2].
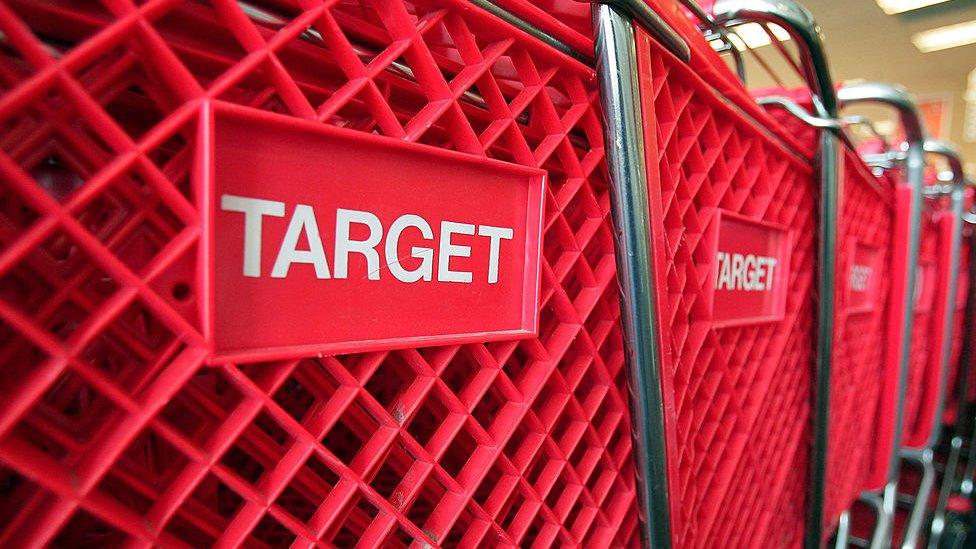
[912, 19, 976, 52]
[876, 0, 950, 15]
[726, 23, 792, 50]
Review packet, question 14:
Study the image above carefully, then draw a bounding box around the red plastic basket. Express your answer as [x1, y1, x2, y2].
[636, 36, 816, 548]
[901, 199, 955, 451]
[0, 0, 645, 546]
[758, 91, 903, 533]
[942, 210, 971, 426]
[825, 151, 901, 525]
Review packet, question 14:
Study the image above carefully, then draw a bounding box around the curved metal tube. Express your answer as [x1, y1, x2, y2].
[756, 96, 841, 129]
[594, 5, 673, 546]
[712, 0, 837, 116]
[838, 83, 926, 147]
[924, 140, 966, 187]
[597, 0, 691, 62]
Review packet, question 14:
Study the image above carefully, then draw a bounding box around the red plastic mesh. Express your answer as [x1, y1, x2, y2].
[943, 228, 970, 425]
[901, 206, 952, 450]
[758, 94, 897, 533]
[0, 0, 642, 546]
[823, 152, 895, 529]
[638, 38, 816, 549]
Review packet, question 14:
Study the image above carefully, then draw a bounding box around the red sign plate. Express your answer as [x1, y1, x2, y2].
[709, 210, 791, 327]
[847, 241, 882, 315]
[201, 102, 546, 361]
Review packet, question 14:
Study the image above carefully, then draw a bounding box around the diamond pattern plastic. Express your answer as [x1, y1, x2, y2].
[902, 203, 954, 450]
[943, 218, 970, 426]
[637, 39, 816, 549]
[0, 0, 644, 546]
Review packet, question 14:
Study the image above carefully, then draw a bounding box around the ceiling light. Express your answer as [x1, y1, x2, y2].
[912, 19, 976, 52]
[876, 0, 950, 15]
[726, 23, 792, 50]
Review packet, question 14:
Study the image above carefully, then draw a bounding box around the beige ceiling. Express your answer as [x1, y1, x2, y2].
[743, 0, 976, 175]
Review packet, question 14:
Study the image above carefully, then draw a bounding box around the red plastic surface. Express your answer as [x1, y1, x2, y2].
[943, 217, 971, 426]
[902, 206, 955, 450]
[206, 103, 546, 360]
[638, 36, 816, 548]
[824, 152, 899, 526]
[0, 0, 642, 546]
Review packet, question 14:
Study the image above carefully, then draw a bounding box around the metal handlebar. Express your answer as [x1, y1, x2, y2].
[596, 0, 691, 62]
[838, 83, 926, 148]
[924, 140, 967, 189]
[712, 0, 837, 117]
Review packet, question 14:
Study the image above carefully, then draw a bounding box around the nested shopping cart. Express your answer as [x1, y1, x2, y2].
[820, 83, 930, 549]
[756, 84, 907, 538]
[889, 141, 969, 548]
[601, 0, 845, 546]
[0, 0, 653, 546]
[919, 148, 972, 549]
[755, 82, 929, 546]
[0, 0, 870, 547]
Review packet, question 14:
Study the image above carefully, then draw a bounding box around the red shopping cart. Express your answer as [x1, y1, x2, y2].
[829, 83, 930, 548]
[880, 140, 968, 548]
[756, 85, 920, 543]
[0, 0, 851, 546]
[919, 149, 972, 548]
[603, 0, 843, 545]
[0, 0, 657, 546]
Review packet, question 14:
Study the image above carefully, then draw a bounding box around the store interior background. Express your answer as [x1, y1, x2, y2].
[737, 0, 976, 178]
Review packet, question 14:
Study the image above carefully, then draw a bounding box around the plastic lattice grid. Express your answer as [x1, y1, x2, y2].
[638, 37, 816, 549]
[902, 205, 952, 450]
[943, 227, 970, 425]
[0, 0, 643, 546]
[823, 151, 895, 529]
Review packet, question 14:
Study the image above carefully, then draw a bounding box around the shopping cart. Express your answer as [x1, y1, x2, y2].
[754, 85, 922, 545]
[832, 82, 929, 548]
[0, 0, 658, 546]
[887, 140, 968, 548]
[917, 147, 972, 548]
[601, 0, 843, 545]
[0, 0, 864, 546]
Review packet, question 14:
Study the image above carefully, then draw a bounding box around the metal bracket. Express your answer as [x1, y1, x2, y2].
[595, 0, 691, 62]
[756, 96, 841, 129]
